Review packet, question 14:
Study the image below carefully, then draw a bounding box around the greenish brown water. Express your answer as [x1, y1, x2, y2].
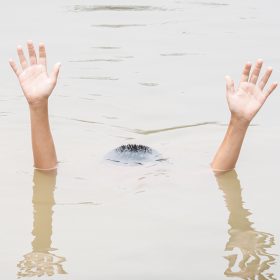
[0, 0, 280, 279]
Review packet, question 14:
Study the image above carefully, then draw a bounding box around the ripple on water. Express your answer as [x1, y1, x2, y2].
[160, 52, 204, 57]
[72, 5, 169, 12]
[139, 82, 159, 87]
[91, 24, 146, 28]
[71, 76, 119, 81]
[0, 112, 9, 117]
[189, 2, 229, 6]
[92, 46, 121, 49]
[69, 59, 123, 63]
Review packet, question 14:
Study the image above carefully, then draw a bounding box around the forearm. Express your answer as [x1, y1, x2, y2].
[211, 117, 249, 172]
[29, 102, 57, 170]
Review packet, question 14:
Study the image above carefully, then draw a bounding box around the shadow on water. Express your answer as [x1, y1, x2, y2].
[17, 170, 67, 278]
[215, 170, 277, 279]
[71, 5, 169, 12]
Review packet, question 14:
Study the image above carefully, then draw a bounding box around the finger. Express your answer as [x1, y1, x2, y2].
[258, 67, 273, 90]
[9, 59, 22, 77]
[50, 62, 61, 85]
[264, 82, 278, 98]
[27, 40, 37, 65]
[17, 45, 28, 69]
[249, 59, 263, 84]
[239, 62, 252, 84]
[39, 42, 47, 68]
[225, 75, 235, 95]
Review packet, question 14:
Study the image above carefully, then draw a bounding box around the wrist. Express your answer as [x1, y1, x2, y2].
[29, 101, 50, 124]
[28, 99, 49, 111]
[230, 115, 250, 129]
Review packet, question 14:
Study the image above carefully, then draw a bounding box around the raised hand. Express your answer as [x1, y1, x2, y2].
[226, 59, 278, 124]
[211, 59, 278, 172]
[9, 41, 59, 170]
[9, 41, 61, 107]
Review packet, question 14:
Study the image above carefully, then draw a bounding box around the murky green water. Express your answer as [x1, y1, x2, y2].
[0, 0, 280, 279]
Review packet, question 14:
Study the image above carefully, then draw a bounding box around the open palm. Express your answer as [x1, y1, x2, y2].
[226, 60, 277, 123]
[9, 41, 60, 106]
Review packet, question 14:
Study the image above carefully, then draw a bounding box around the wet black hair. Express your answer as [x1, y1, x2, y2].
[116, 144, 152, 154]
[105, 144, 163, 165]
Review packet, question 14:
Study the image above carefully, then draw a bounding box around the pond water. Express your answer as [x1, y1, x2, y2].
[0, 0, 280, 279]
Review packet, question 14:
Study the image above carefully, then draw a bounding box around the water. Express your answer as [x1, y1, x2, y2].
[0, 0, 280, 279]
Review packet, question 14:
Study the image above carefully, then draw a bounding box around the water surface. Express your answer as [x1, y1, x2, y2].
[0, 0, 280, 279]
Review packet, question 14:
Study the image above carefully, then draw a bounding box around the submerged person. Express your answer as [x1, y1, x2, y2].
[9, 42, 278, 171]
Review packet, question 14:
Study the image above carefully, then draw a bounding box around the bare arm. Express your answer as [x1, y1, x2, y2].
[9, 41, 60, 170]
[211, 60, 278, 173]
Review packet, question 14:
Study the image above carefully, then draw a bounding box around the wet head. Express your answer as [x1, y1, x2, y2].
[105, 144, 164, 165]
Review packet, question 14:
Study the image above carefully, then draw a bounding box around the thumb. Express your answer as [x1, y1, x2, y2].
[225, 75, 235, 95]
[50, 62, 61, 84]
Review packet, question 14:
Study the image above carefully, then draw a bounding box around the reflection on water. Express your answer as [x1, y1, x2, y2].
[216, 171, 276, 279]
[17, 170, 66, 278]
